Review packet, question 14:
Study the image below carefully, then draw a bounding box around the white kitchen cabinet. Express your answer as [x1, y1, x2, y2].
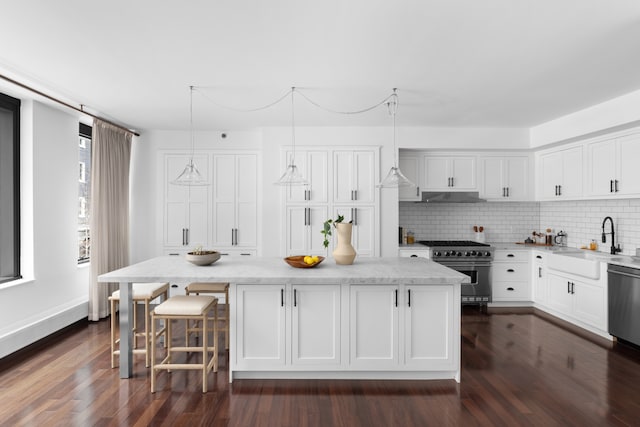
[398, 249, 430, 258]
[283, 150, 329, 204]
[235, 284, 286, 369]
[282, 146, 379, 258]
[349, 284, 399, 369]
[492, 250, 531, 303]
[212, 154, 258, 249]
[481, 156, 530, 201]
[285, 206, 328, 256]
[291, 285, 341, 366]
[532, 252, 548, 306]
[585, 133, 640, 197]
[403, 285, 456, 370]
[333, 150, 376, 204]
[537, 146, 583, 200]
[546, 269, 607, 333]
[398, 155, 422, 201]
[423, 155, 477, 191]
[162, 153, 211, 250]
[235, 284, 341, 370]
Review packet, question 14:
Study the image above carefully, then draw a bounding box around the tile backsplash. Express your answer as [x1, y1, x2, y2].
[399, 199, 640, 255]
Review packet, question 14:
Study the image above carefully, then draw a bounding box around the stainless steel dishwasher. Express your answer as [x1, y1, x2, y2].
[608, 264, 640, 346]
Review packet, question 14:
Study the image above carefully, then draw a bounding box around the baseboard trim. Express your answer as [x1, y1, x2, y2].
[0, 301, 88, 359]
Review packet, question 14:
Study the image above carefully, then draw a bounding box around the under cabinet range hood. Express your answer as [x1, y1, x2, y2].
[420, 191, 487, 203]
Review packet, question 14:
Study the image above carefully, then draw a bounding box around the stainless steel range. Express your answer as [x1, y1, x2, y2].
[418, 240, 494, 304]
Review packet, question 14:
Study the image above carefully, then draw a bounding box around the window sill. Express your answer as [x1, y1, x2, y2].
[0, 276, 35, 290]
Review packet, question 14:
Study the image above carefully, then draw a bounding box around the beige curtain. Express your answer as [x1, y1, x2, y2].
[88, 119, 133, 321]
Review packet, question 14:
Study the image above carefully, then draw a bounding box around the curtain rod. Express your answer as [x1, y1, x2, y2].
[0, 73, 140, 137]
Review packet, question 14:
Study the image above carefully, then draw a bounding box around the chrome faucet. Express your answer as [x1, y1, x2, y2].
[602, 216, 621, 255]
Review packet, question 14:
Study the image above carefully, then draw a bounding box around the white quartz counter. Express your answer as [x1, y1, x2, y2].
[99, 255, 470, 285]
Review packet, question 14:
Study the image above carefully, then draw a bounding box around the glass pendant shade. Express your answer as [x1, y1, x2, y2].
[171, 86, 209, 186]
[274, 87, 308, 186]
[172, 159, 208, 186]
[378, 166, 415, 188]
[377, 89, 416, 189]
[275, 164, 307, 186]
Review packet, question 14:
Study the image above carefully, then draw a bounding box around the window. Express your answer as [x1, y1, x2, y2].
[78, 123, 92, 263]
[0, 92, 21, 283]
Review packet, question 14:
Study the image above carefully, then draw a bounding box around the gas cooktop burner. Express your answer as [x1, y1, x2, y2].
[417, 240, 490, 247]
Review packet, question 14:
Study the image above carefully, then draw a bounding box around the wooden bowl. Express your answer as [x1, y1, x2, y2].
[284, 255, 325, 268]
[186, 251, 221, 266]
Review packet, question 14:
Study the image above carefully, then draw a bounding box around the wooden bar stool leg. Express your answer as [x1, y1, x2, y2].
[202, 310, 208, 393]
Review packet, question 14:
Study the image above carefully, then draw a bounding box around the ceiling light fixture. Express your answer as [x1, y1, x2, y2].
[377, 88, 416, 188]
[172, 86, 209, 186]
[274, 87, 308, 186]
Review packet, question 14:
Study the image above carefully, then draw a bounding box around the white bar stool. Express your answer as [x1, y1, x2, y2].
[109, 282, 169, 368]
[151, 295, 218, 393]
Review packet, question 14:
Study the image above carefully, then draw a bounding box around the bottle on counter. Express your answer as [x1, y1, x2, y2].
[589, 239, 598, 251]
[407, 231, 415, 245]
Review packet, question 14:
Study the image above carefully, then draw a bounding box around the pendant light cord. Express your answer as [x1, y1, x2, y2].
[291, 87, 296, 167]
[388, 88, 399, 168]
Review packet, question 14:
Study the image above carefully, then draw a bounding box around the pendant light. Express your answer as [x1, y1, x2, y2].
[172, 86, 209, 186]
[274, 87, 308, 186]
[377, 88, 416, 188]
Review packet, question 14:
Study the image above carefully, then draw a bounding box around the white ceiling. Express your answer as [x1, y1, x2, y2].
[2, 0, 640, 132]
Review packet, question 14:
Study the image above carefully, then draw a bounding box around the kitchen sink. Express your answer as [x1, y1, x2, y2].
[547, 252, 601, 279]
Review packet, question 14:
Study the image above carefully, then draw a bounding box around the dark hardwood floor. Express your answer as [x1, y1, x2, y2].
[2, 306, 640, 426]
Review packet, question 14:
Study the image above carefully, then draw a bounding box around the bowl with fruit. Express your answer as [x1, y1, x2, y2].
[284, 255, 325, 268]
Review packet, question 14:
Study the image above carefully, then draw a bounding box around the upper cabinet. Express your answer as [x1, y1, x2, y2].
[333, 150, 376, 204]
[423, 155, 477, 191]
[480, 156, 530, 201]
[281, 146, 380, 257]
[537, 146, 583, 200]
[159, 150, 259, 256]
[585, 133, 640, 198]
[212, 153, 258, 248]
[398, 155, 421, 201]
[283, 150, 329, 204]
[162, 153, 211, 250]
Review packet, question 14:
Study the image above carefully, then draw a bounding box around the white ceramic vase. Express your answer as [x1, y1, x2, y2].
[332, 223, 357, 265]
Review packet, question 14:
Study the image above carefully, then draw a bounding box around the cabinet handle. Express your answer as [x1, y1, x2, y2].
[407, 289, 411, 307]
[354, 208, 358, 226]
[231, 229, 235, 246]
[416, 186, 420, 197]
[507, 287, 514, 291]
[506, 187, 510, 197]
[294, 289, 297, 307]
[536, 255, 542, 259]
[410, 254, 418, 258]
[507, 269, 515, 273]
[507, 254, 515, 258]
[538, 267, 542, 278]
[558, 185, 562, 196]
[168, 253, 179, 256]
[281, 288, 284, 307]
[567, 281, 571, 294]
[571, 282, 575, 294]
[304, 189, 310, 201]
[240, 253, 252, 256]
[502, 187, 506, 197]
[610, 180, 614, 193]
[615, 180, 619, 192]
[395, 289, 398, 307]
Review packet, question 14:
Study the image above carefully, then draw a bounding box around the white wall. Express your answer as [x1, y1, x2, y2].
[530, 89, 640, 148]
[0, 101, 88, 358]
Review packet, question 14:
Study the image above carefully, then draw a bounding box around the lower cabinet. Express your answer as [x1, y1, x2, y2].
[234, 283, 458, 374]
[235, 284, 341, 370]
[492, 249, 532, 303]
[546, 270, 607, 332]
[532, 252, 548, 306]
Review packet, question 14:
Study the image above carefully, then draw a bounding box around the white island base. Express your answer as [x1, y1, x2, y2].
[228, 258, 465, 383]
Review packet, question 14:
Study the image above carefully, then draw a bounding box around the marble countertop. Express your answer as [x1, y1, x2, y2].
[98, 256, 471, 285]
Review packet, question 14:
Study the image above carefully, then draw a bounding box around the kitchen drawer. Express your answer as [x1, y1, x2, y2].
[493, 282, 530, 300]
[493, 265, 529, 282]
[399, 249, 430, 258]
[494, 250, 528, 262]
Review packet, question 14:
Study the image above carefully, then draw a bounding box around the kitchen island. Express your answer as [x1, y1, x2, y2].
[99, 256, 469, 382]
